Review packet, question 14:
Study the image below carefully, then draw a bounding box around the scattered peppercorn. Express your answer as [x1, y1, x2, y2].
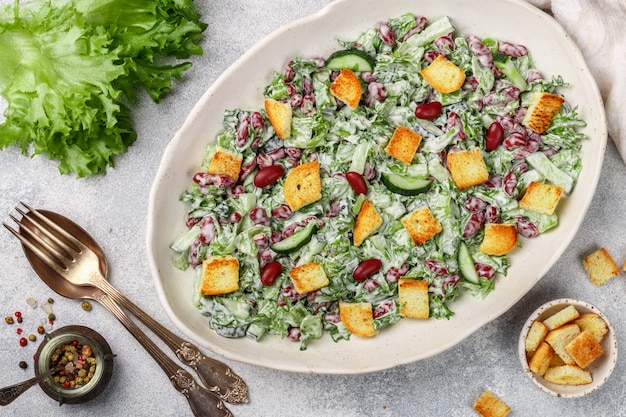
[14, 311, 23, 323]
[28, 334, 37, 342]
[19, 337, 27, 347]
[5, 316, 14, 324]
[37, 326, 45, 334]
[18, 361, 27, 369]
[48, 313, 56, 322]
[47, 297, 54, 304]
[81, 301, 92, 311]
[16, 328, 23, 335]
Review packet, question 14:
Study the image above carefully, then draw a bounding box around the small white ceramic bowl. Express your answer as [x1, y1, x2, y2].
[518, 298, 618, 398]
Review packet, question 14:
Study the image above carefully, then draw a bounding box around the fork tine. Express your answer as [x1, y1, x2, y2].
[3, 221, 68, 274]
[19, 202, 82, 253]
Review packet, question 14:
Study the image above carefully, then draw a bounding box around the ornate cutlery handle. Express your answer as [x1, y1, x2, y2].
[0, 365, 63, 406]
[96, 292, 233, 417]
[96, 278, 248, 404]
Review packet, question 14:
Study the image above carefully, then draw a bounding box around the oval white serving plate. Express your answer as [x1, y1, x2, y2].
[147, 0, 607, 373]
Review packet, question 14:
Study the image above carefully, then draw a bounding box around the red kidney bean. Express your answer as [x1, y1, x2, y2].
[282, 223, 300, 238]
[259, 249, 276, 268]
[301, 93, 316, 114]
[485, 206, 500, 224]
[403, 16, 427, 41]
[423, 50, 442, 63]
[442, 274, 461, 289]
[239, 160, 257, 181]
[287, 327, 301, 342]
[361, 71, 377, 83]
[463, 211, 485, 238]
[485, 121, 504, 151]
[283, 60, 295, 82]
[465, 196, 488, 213]
[447, 112, 466, 140]
[324, 313, 341, 324]
[435, 34, 455, 53]
[516, 217, 539, 238]
[290, 93, 303, 108]
[363, 279, 379, 292]
[346, 171, 368, 195]
[365, 82, 387, 107]
[467, 35, 493, 67]
[363, 163, 377, 180]
[303, 76, 313, 95]
[199, 216, 217, 244]
[385, 263, 409, 283]
[373, 298, 395, 319]
[235, 117, 250, 148]
[271, 204, 293, 220]
[193, 172, 235, 188]
[503, 171, 518, 196]
[188, 239, 202, 268]
[498, 41, 528, 57]
[414, 101, 442, 120]
[249, 207, 270, 226]
[503, 132, 527, 150]
[426, 259, 449, 276]
[250, 111, 264, 131]
[377, 21, 396, 46]
[353, 259, 383, 282]
[252, 233, 269, 250]
[526, 69, 543, 83]
[260, 261, 282, 286]
[483, 174, 503, 189]
[254, 165, 285, 188]
[475, 263, 495, 280]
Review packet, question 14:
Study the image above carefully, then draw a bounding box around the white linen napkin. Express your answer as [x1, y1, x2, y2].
[525, 0, 626, 163]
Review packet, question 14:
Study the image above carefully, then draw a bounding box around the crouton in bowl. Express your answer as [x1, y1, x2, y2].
[519, 298, 617, 398]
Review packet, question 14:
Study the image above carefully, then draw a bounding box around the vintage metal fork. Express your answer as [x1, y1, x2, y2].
[4, 203, 245, 415]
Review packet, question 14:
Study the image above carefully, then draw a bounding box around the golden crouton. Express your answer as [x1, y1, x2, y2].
[542, 304, 580, 331]
[264, 98, 292, 139]
[528, 341, 555, 376]
[338, 301, 377, 337]
[401, 206, 442, 246]
[583, 247, 621, 286]
[200, 256, 240, 296]
[575, 313, 608, 343]
[565, 330, 604, 369]
[284, 161, 322, 211]
[525, 320, 548, 353]
[543, 364, 592, 386]
[544, 323, 581, 365]
[384, 125, 422, 165]
[289, 262, 329, 294]
[447, 148, 489, 190]
[330, 68, 362, 109]
[398, 279, 429, 319]
[472, 390, 511, 417]
[519, 181, 564, 215]
[522, 91, 565, 133]
[353, 200, 383, 246]
[419, 55, 466, 94]
[478, 223, 518, 256]
[207, 148, 243, 181]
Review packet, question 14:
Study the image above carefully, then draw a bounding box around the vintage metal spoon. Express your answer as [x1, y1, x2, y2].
[10, 204, 248, 404]
[0, 365, 63, 406]
[4, 206, 239, 416]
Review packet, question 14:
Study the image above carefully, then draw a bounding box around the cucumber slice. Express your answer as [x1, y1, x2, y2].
[380, 172, 431, 196]
[326, 49, 375, 72]
[458, 242, 480, 284]
[270, 221, 317, 254]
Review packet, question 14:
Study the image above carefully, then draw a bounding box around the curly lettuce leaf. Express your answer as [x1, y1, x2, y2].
[0, 0, 206, 177]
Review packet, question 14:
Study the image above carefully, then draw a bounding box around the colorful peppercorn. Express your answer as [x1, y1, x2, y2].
[5, 316, 14, 324]
[19, 337, 27, 347]
[51, 340, 96, 389]
[81, 301, 92, 311]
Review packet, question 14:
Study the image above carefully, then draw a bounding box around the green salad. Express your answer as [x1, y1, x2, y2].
[172, 13, 586, 349]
